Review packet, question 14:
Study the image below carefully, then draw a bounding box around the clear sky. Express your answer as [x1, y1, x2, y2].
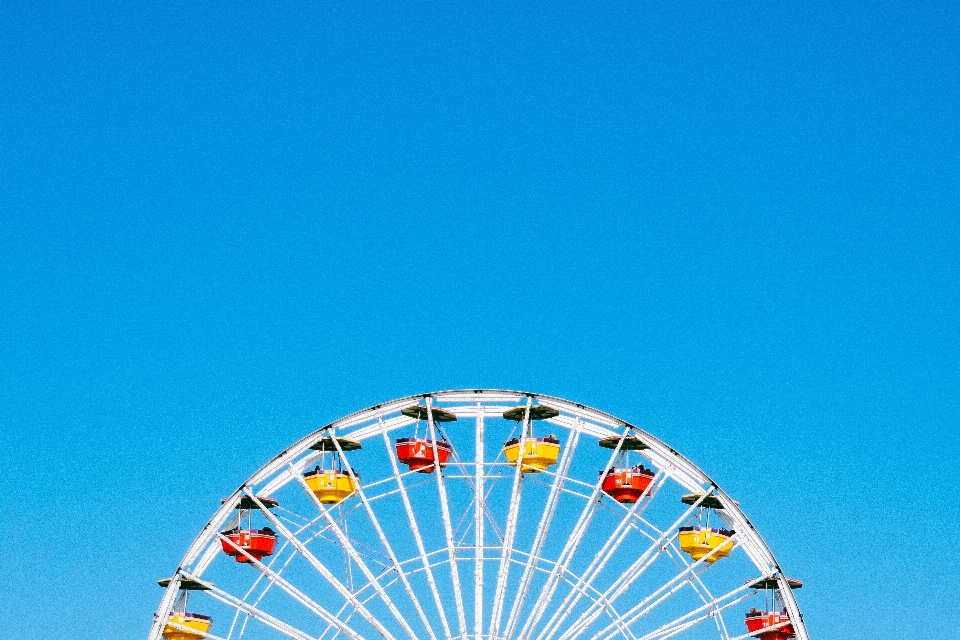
[1, 1, 958, 639]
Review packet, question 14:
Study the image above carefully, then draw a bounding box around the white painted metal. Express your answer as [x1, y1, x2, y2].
[501, 418, 581, 640]
[292, 469, 421, 640]
[427, 397, 469, 639]
[545, 493, 718, 640]
[520, 425, 634, 640]
[244, 491, 398, 640]
[377, 417, 455, 640]
[488, 396, 531, 640]
[149, 390, 808, 640]
[635, 588, 760, 640]
[575, 535, 741, 640]
[217, 533, 369, 640]
[184, 574, 316, 640]
[326, 437, 439, 640]
[474, 401, 485, 640]
[531, 469, 667, 640]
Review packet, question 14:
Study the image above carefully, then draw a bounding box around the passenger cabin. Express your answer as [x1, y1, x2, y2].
[162, 613, 212, 640]
[304, 467, 359, 504]
[501, 404, 561, 473]
[219, 495, 278, 563]
[600, 466, 654, 503]
[395, 438, 452, 473]
[220, 528, 277, 563]
[677, 494, 735, 563]
[677, 526, 735, 563]
[396, 404, 457, 472]
[745, 611, 794, 640]
[503, 435, 561, 472]
[598, 435, 653, 503]
[744, 577, 802, 640]
[304, 437, 362, 504]
[156, 577, 212, 640]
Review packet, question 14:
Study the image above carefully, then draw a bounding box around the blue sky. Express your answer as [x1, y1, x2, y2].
[1, 1, 958, 639]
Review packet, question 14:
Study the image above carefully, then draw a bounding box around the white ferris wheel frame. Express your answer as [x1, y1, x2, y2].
[149, 389, 809, 640]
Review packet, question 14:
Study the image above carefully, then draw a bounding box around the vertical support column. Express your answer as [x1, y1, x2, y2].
[427, 397, 469, 638]
[474, 399, 485, 640]
[379, 418, 454, 640]
[488, 396, 532, 640]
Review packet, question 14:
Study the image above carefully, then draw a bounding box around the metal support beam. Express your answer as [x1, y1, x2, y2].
[244, 490, 398, 640]
[522, 427, 634, 640]
[293, 467, 421, 640]
[427, 397, 469, 638]
[542, 491, 715, 640]
[474, 401, 485, 640]
[502, 418, 582, 640]
[379, 418, 455, 640]
[218, 533, 369, 640]
[575, 533, 740, 640]
[326, 435, 440, 640]
[488, 396, 531, 640]
[181, 572, 316, 640]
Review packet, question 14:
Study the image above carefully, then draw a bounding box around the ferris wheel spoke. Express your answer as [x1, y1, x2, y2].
[487, 396, 532, 640]
[217, 534, 370, 640]
[536, 470, 667, 640]
[451, 486, 485, 545]
[228, 530, 312, 640]
[318, 604, 359, 640]
[378, 417, 455, 640]
[598, 570, 709, 640]
[658, 542, 728, 638]
[502, 551, 638, 638]
[478, 470, 507, 543]
[286, 475, 421, 640]
[315, 580, 387, 640]
[518, 493, 601, 640]
[573, 534, 739, 640]
[502, 417, 582, 640]
[543, 491, 716, 640]
[243, 490, 399, 640]
[521, 427, 635, 640]
[630, 583, 760, 640]
[474, 402, 485, 640]
[427, 397, 469, 639]
[324, 437, 442, 640]
[181, 573, 318, 640]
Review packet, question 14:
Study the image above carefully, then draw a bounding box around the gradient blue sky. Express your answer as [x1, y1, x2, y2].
[2, 1, 958, 639]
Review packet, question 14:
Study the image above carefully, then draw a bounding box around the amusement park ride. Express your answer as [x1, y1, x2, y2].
[152, 390, 807, 640]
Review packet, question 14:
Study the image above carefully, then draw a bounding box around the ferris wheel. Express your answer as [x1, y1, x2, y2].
[150, 390, 808, 640]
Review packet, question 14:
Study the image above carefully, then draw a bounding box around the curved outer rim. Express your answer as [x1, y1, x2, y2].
[149, 389, 808, 640]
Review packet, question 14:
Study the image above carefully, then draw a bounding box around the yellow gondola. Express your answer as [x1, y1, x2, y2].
[678, 526, 735, 563]
[162, 613, 211, 640]
[503, 436, 561, 472]
[304, 469, 359, 504]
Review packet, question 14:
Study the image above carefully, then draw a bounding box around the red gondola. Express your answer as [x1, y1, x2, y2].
[220, 528, 277, 563]
[395, 437, 452, 473]
[219, 495, 279, 564]
[745, 610, 794, 640]
[396, 404, 457, 473]
[598, 435, 655, 503]
[600, 465, 655, 503]
[743, 577, 802, 640]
